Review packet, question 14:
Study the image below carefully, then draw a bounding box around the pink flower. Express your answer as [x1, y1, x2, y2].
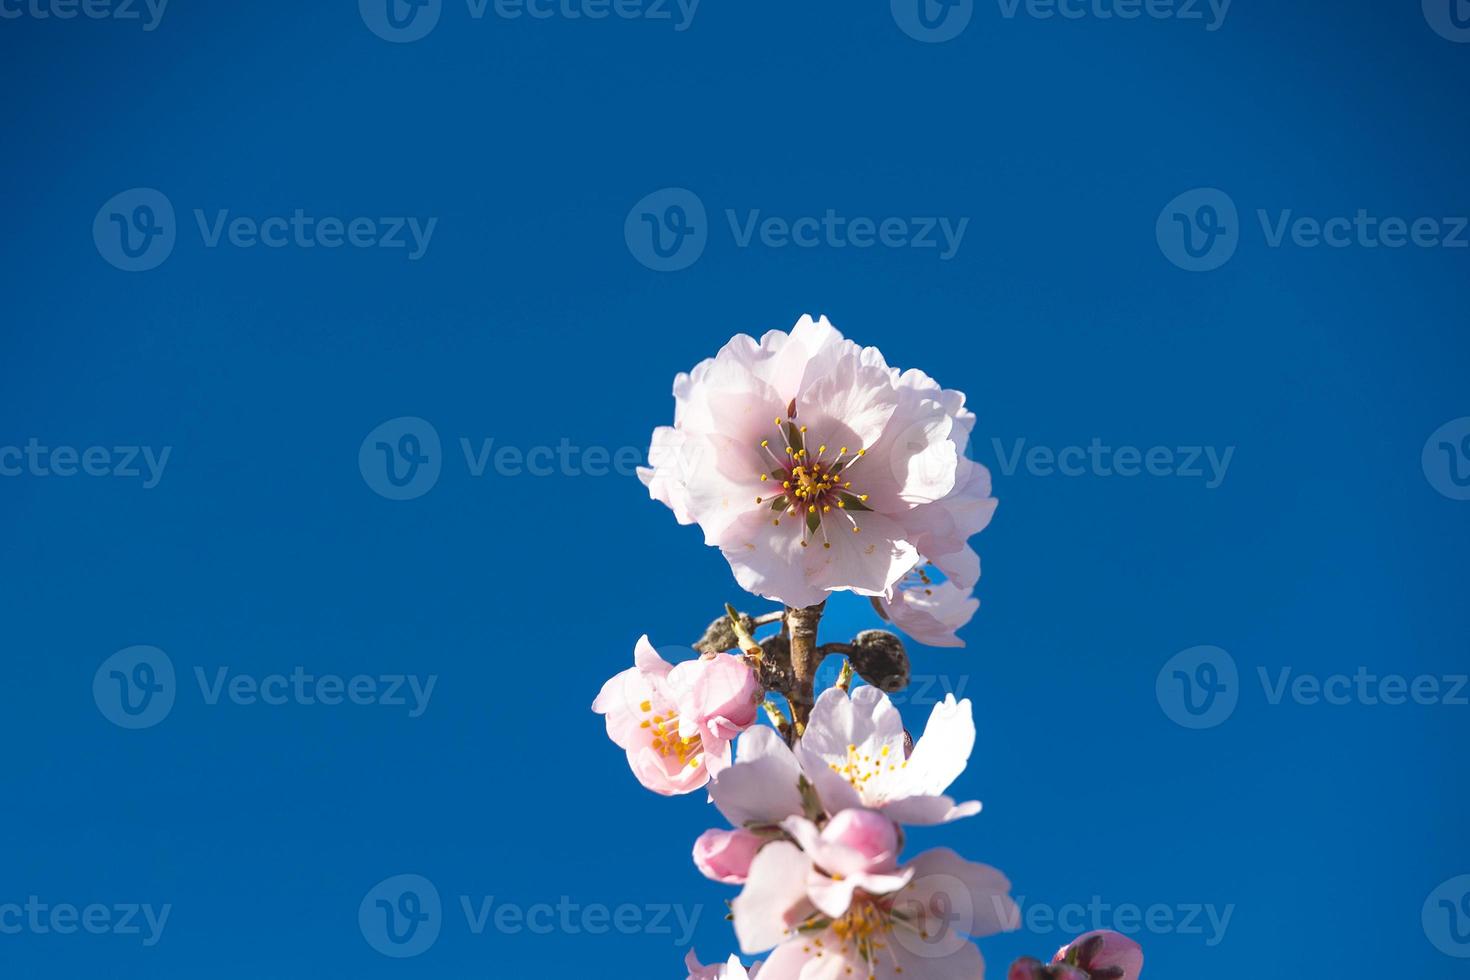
[707, 724, 810, 829]
[637, 316, 996, 608]
[795, 686, 982, 825]
[880, 563, 980, 648]
[1053, 931, 1144, 980]
[684, 949, 760, 979]
[731, 840, 1017, 979]
[780, 811, 913, 918]
[591, 636, 760, 795]
[694, 828, 766, 884]
[671, 650, 762, 742]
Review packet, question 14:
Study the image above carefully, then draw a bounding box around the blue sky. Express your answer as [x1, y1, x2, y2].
[1, 1, 1468, 977]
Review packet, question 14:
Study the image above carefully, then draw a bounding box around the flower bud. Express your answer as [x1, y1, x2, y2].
[667, 652, 762, 742]
[1008, 957, 1047, 980]
[1053, 930, 1144, 980]
[820, 808, 899, 872]
[692, 828, 764, 884]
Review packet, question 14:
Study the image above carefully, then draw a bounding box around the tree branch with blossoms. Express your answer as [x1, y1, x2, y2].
[593, 316, 1145, 980]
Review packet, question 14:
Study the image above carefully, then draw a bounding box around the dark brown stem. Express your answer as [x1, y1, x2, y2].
[784, 601, 827, 734]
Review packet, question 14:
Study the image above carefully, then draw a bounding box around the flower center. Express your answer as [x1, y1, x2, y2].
[637, 700, 702, 770]
[753, 416, 872, 549]
[828, 742, 906, 795]
[796, 892, 928, 979]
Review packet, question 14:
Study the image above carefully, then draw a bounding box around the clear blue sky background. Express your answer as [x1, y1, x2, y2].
[2, 1, 1468, 977]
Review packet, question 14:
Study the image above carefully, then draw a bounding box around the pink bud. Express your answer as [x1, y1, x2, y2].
[692, 828, 764, 884]
[819, 808, 899, 872]
[1007, 957, 1046, 980]
[668, 654, 761, 742]
[1053, 930, 1144, 980]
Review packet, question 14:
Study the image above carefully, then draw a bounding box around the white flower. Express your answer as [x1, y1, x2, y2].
[796, 686, 981, 826]
[638, 316, 995, 609]
[731, 840, 1017, 980]
[880, 564, 980, 648]
[684, 949, 761, 979]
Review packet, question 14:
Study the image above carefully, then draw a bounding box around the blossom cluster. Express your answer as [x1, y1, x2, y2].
[595, 318, 1144, 979]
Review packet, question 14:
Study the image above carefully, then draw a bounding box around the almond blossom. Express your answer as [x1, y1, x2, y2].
[731, 838, 1017, 980]
[880, 562, 980, 648]
[592, 635, 760, 795]
[684, 949, 761, 979]
[596, 319, 1144, 979]
[693, 827, 765, 884]
[795, 686, 982, 826]
[1051, 931, 1144, 980]
[637, 316, 996, 610]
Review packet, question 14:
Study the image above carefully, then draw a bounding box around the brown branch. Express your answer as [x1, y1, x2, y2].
[784, 601, 827, 735]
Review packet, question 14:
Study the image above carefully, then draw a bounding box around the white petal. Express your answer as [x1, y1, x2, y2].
[897, 695, 975, 798]
[732, 842, 814, 954]
[710, 726, 806, 827]
[899, 847, 1018, 939]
